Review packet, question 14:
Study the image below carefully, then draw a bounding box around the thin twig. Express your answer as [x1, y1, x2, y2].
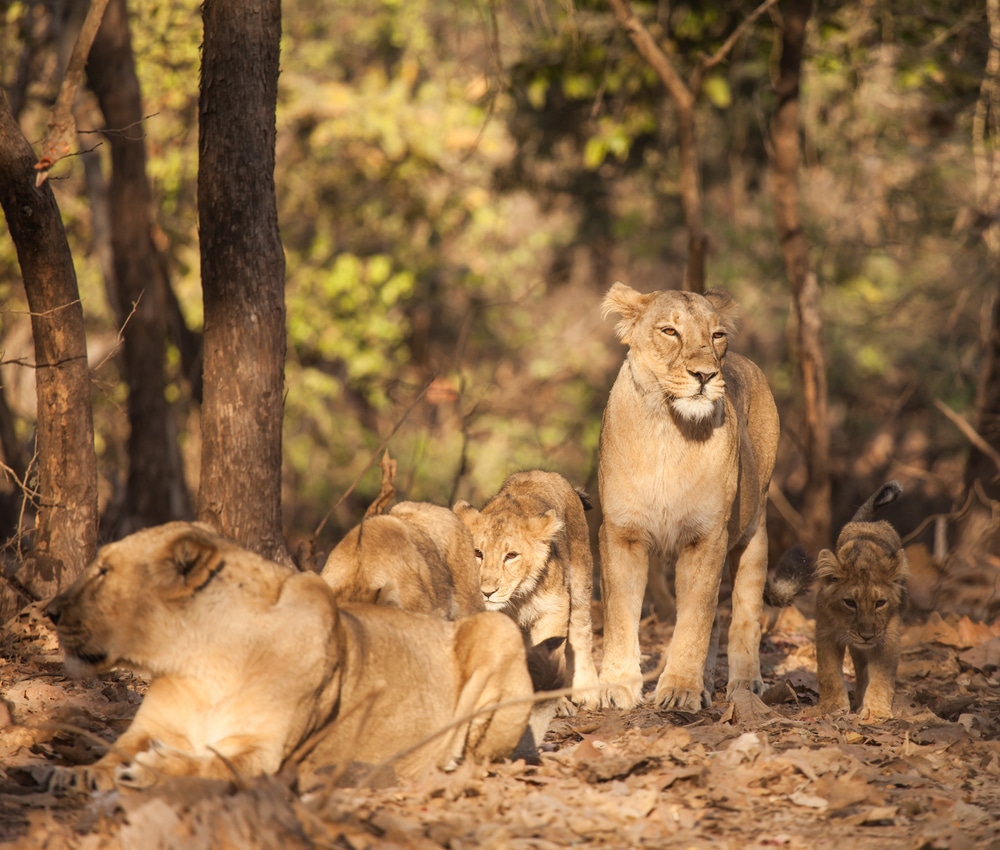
[933, 398, 1000, 481]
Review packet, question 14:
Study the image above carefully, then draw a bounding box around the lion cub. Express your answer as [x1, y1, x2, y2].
[454, 470, 601, 710]
[321, 500, 484, 619]
[815, 481, 908, 721]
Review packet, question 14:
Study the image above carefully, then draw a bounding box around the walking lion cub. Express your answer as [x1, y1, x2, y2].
[44, 522, 533, 791]
[454, 470, 601, 710]
[815, 481, 908, 720]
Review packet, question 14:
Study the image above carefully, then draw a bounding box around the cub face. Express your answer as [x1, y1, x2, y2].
[453, 505, 563, 611]
[601, 283, 739, 422]
[815, 523, 908, 647]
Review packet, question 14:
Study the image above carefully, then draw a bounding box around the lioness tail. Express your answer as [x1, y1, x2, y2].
[763, 544, 814, 608]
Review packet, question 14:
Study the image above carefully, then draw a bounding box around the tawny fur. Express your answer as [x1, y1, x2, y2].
[321, 501, 484, 619]
[815, 482, 908, 721]
[454, 470, 601, 711]
[45, 522, 532, 792]
[598, 283, 780, 712]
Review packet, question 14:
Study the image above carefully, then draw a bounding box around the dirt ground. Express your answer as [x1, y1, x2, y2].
[1, 549, 999, 850]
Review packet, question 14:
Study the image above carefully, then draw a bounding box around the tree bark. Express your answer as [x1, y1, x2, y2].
[770, 0, 831, 551]
[86, 0, 192, 533]
[960, 0, 1000, 551]
[0, 91, 98, 598]
[197, 0, 290, 565]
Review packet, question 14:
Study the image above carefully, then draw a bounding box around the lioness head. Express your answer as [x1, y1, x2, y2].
[816, 521, 908, 648]
[602, 282, 738, 422]
[452, 503, 563, 611]
[45, 522, 275, 679]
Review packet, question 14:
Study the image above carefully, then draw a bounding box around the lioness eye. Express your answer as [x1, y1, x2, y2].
[473, 549, 483, 560]
[843, 598, 857, 610]
[661, 327, 677, 336]
[712, 331, 726, 340]
[504, 552, 518, 562]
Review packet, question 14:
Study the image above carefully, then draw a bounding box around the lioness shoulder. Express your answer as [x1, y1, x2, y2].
[45, 522, 532, 791]
[454, 470, 601, 710]
[815, 481, 908, 721]
[597, 283, 802, 713]
[321, 500, 483, 619]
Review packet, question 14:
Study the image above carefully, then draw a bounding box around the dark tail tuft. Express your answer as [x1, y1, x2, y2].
[849, 480, 903, 524]
[526, 636, 568, 692]
[763, 544, 815, 607]
[575, 488, 594, 511]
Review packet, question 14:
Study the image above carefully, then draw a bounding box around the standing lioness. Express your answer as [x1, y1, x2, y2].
[598, 283, 779, 712]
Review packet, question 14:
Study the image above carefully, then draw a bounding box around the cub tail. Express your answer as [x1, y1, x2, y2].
[849, 480, 903, 524]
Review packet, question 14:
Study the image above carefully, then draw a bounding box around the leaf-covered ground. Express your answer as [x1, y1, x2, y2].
[1, 559, 999, 850]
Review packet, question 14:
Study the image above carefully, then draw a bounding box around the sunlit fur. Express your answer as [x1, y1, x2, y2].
[454, 470, 601, 711]
[597, 282, 782, 713]
[45, 522, 532, 792]
[815, 482, 908, 721]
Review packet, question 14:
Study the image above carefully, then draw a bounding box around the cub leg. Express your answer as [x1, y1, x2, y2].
[598, 522, 649, 710]
[726, 520, 768, 698]
[851, 641, 898, 721]
[566, 558, 601, 710]
[816, 631, 851, 714]
[653, 531, 728, 711]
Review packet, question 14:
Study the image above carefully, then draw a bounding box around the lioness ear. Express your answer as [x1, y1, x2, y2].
[702, 287, 740, 336]
[601, 281, 654, 345]
[815, 548, 840, 583]
[163, 528, 227, 599]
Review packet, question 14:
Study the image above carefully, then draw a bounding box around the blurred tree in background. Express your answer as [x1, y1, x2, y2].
[0, 0, 996, 601]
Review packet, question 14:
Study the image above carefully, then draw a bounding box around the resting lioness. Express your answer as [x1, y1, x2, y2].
[598, 283, 786, 712]
[454, 470, 601, 710]
[321, 500, 484, 619]
[815, 481, 908, 721]
[44, 522, 533, 791]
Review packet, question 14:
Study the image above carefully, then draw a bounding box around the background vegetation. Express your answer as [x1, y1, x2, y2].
[0, 0, 993, 562]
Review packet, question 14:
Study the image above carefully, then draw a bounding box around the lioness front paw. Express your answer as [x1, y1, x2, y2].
[599, 681, 643, 711]
[652, 686, 710, 712]
[858, 704, 894, 723]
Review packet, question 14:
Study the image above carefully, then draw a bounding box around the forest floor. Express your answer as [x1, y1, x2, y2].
[1, 551, 999, 850]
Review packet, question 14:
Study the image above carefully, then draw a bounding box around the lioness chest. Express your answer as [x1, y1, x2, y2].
[600, 385, 739, 552]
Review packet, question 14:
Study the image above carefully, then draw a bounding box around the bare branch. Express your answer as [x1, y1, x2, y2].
[935, 397, 1000, 481]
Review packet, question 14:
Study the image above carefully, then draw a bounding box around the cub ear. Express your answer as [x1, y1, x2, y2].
[815, 548, 840, 583]
[374, 579, 403, 609]
[528, 509, 565, 543]
[702, 287, 740, 336]
[162, 527, 227, 599]
[601, 281, 654, 345]
[452, 501, 479, 524]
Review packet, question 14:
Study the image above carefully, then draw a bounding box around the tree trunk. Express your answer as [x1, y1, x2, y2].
[770, 0, 831, 552]
[608, 0, 706, 292]
[0, 92, 98, 598]
[959, 0, 1000, 552]
[86, 0, 192, 534]
[197, 0, 291, 565]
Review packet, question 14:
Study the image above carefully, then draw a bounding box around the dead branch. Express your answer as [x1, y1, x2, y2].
[934, 397, 1000, 481]
[34, 0, 112, 185]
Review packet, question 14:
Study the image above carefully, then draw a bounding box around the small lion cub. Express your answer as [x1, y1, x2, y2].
[815, 481, 909, 721]
[454, 470, 601, 710]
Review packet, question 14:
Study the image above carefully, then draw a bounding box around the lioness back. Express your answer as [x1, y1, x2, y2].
[454, 470, 601, 710]
[598, 283, 786, 713]
[320, 501, 483, 619]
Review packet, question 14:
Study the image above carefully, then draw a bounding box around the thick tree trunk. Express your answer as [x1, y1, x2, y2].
[197, 0, 291, 565]
[770, 0, 831, 551]
[86, 0, 192, 534]
[0, 92, 98, 598]
[959, 0, 1000, 552]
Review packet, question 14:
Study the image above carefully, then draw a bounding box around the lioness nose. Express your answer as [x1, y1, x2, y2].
[689, 369, 717, 386]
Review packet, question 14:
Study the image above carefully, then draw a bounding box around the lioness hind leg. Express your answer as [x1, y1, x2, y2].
[598, 523, 649, 710]
[725, 521, 768, 699]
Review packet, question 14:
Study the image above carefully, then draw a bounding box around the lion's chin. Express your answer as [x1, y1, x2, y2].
[670, 395, 718, 422]
[62, 649, 111, 678]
